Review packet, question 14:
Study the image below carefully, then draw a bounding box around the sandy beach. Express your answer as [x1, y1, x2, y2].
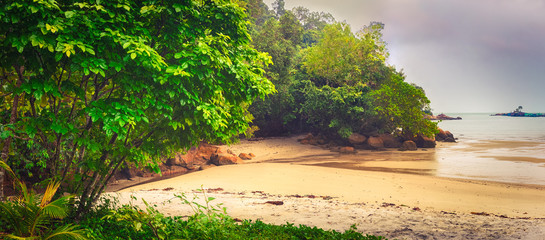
[110, 135, 545, 239]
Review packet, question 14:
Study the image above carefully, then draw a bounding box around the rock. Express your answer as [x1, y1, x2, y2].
[239, 153, 253, 160]
[197, 144, 220, 160]
[317, 138, 327, 145]
[165, 157, 180, 166]
[298, 133, 314, 142]
[426, 114, 462, 120]
[227, 149, 234, 155]
[300, 139, 310, 145]
[436, 128, 456, 142]
[416, 134, 436, 148]
[378, 134, 402, 148]
[444, 131, 456, 142]
[348, 133, 367, 145]
[339, 146, 355, 154]
[249, 153, 256, 158]
[212, 153, 244, 165]
[199, 164, 217, 170]
[367, 136, 384, 149]
[399, 140, 417, 151]
[435, 128, 448, 141]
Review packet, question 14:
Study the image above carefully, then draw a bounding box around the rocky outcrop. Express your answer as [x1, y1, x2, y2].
[435, 128, 456, 142]
[426, 114, 462, 120]
[115, 142, 245, 181]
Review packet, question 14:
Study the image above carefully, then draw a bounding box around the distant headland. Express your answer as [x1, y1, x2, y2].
[492, 106, 545, 117]
[425, 113, 462, 120]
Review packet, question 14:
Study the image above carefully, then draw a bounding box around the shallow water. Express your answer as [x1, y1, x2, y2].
[436, 113, 545, 185]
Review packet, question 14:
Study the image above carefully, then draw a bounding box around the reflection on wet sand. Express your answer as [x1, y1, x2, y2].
[262, 150, 439, 176]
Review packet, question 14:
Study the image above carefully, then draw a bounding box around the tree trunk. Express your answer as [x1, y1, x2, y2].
[1, 66, 25, 200]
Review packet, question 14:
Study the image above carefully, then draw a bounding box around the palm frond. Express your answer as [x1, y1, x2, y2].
[44, 224, 87, 240]
[41, 196, 73, 219]
[40, 181, 61, 207]
[0, 160, 17, 180]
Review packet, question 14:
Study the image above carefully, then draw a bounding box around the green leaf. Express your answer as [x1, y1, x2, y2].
[64, 11, 75, 18]
[130, 53, 137, 59]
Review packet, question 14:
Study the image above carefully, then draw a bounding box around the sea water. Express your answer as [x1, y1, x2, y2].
[436, 113, 545, 185]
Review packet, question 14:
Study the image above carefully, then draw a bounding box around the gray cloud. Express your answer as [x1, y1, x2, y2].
[264, 0, 545, 112]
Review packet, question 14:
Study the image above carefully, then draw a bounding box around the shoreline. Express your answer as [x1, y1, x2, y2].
[107, 135, 545, 239]
[116, 162, 545, 218]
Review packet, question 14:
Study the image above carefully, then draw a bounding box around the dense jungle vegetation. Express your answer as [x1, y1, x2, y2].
[0, 0, 433, 238]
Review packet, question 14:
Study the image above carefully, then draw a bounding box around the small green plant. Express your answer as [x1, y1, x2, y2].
[104, 197, 171, 240]
[0, 160, 87, 240]
[174, 186, 227, 218]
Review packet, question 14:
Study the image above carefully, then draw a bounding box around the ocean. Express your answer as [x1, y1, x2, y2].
[436, 113, 545, 185]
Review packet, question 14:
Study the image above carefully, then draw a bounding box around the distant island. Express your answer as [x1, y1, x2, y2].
[426, 113, 462, 120]
[492, 106, 545, 117]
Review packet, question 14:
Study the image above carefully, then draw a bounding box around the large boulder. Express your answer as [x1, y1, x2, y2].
[416, 134, 436, 148]
[378, 134, 402, 148]
[367, 136, 384, 149]
[348, 133, 367, 145]
[399, 140, 417, 151]
[435, 128, 456, 142]
[444, 131, 456, 142]
[212, 153, 244, 165]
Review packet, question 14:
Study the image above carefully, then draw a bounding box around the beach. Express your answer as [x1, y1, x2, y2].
[109, 135, 545, 239]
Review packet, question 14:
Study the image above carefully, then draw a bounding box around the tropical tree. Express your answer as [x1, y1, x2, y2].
[0, 0, 273, 216]
[372, 73, 437, 137]
[298, 21, 436, 138]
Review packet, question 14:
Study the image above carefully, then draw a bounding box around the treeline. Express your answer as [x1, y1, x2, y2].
[0, 0, 436, 220]
[241, 0, 437, 139]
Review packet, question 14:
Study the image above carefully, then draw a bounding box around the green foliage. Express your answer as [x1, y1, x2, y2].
[372, 73, 438, 137]
[303, 22, 390, 88]
[0, 160, 87, 240]
[297, 81, 374, 138]
[0, 0, 273, 216]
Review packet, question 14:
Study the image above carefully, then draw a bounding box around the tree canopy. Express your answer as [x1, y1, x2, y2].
[0, 0, 273, 215]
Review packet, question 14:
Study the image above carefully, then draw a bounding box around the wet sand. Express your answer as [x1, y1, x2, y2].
[111, 135, 545, 239]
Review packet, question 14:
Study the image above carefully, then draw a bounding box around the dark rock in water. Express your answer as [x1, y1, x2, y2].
[436, 128, 456, 142]
[427, 114, 462, 120]
[399, 140, 417, 151]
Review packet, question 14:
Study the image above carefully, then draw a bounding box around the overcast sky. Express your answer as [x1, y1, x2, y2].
[263, 0, 545, 113]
